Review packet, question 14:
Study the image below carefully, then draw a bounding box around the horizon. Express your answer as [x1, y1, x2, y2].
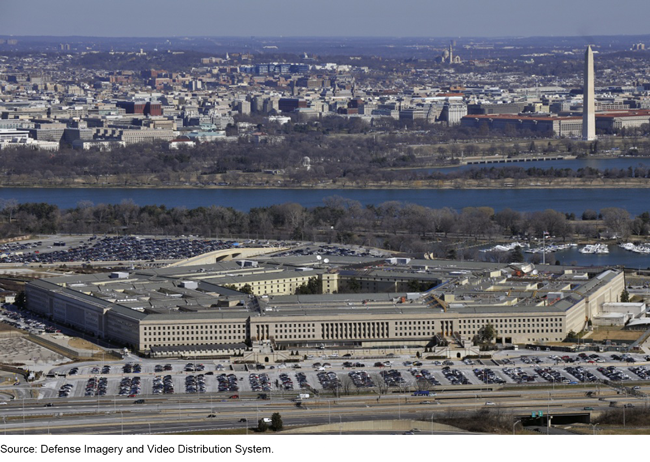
[2, 33, 650, 39]
[3, 0, 650, 38]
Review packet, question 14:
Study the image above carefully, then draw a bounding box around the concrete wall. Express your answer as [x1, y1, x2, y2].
[27, 334, 85, 359]
[284, 419, 465, 434]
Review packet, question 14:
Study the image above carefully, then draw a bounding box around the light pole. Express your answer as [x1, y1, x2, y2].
[591, 423, 599, 435]
[513, 419, 521, 435]
[430, 414, 434, 435]
[623, 389, 627, 427]
[2, 416, 6, 435]
[328, 400, 331, 424]
[120, 410, 124, 435]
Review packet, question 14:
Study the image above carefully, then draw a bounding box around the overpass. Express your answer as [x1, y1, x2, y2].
[167, 246, 290, 267]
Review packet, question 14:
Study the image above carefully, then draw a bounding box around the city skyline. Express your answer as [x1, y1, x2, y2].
[2, 0, 650, 38]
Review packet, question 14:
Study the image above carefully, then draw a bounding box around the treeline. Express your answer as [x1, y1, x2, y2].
[1, 198, 648, 256]
[2, 130, 650, 188]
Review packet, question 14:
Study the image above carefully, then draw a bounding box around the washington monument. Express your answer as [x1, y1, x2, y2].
[582, 45, 596, 141]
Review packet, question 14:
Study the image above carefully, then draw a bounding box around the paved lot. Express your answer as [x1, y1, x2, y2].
[31, 351, 650, 401]
[0, 337, 68, 366]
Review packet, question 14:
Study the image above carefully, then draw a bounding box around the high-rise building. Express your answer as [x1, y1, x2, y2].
[582, 46, 597, 141]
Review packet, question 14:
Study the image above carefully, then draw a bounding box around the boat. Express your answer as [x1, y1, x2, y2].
[579, 243, 609, 254]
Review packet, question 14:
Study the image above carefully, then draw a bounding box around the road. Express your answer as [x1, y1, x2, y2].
[1, 384, 646, 434]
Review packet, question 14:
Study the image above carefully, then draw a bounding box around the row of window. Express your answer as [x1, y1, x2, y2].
[462, 329, 560, 335]
[460, 317, 562, 324]
[142, 334, 244, 346]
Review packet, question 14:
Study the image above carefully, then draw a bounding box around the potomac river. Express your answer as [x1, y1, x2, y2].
[1, 187, 649, 217]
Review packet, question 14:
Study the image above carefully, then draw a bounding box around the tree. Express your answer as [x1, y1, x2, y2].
[509, 246, 524, 263]
[257, 419, 268, 432]
[621, 289, 630, 303]
[475, 323, 496, 344]
[14, 291, 26, 310]
[271, 412, 283, 431]
[601, 207, 631, 239]
[295, 277, 322, 295]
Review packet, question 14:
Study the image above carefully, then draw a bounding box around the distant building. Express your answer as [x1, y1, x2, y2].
[116, 101, 162, 116]
[439, 102, 467, 125]
[461, 114, 582, 137]
[278, 98, 308, 113]
[0, 128, 29, 143]
[436, 42, 461, 64]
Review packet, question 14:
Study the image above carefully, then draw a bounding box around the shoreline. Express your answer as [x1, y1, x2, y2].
[1, 181, 650, 190]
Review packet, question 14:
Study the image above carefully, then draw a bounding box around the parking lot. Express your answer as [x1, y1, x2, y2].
[34, 350, 650, 401]
[0, 235, 385, 266]
[0, 235, 258, 265]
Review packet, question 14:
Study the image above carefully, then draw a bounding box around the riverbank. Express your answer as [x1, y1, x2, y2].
[1, 177, 649, 189]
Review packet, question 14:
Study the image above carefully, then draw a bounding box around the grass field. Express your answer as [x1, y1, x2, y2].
[588, 327, 644, 342]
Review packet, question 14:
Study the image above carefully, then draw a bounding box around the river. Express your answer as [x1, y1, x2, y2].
[1, 187, 649, 217]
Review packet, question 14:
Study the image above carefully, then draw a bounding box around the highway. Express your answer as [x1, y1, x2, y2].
[1, 384, 647, 434]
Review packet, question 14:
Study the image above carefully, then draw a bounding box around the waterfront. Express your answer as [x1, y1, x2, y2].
[522, 245, 650, 269]
[1, 187, 650, 216]
[421, 156, 650, 173]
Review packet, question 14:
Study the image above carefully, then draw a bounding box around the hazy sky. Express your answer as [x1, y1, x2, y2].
[3, 0, 650, 38]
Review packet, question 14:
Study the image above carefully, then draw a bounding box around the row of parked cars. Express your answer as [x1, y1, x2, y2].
[611, 354, 637, 363]
[502, 367, 536, 383]
[84, 377, 108, 396]
[217, 373, 239, 392]
[295, 372, 310, 389]
[185, 374, 206, 394]
[184, 363, 205, 372]
[441, 367, 470, 385]
[58, 384, 73, 397]
[348, 371, 375, 388]
[279, 373, 294, 390]
[473, 368, 506, 385]
[597, 366, 632, 381]
[382, 369, 406, 387]
[118, 376, 141, 396]
[564, 366, 599, 383]
[317, 371, 341, 390]
[629, 366, 650, 380]
[419, 369, 441, 386]
[90, 366, 111, 375]
[154, 364, 174, 373]
[249, 373, 271, 392]
[534, 367, 569, 383]
[153, 375, 175, 394]
[122, 363, 142, 374]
